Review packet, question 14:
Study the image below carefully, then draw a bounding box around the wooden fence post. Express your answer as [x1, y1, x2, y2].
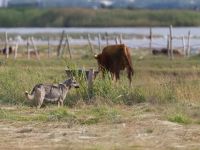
[27, 37, 30, 60]
[57, 30, 65, 57]
[115, 36, 118, 44]
[169, 25, 173, 60]
[5, 32, 9, 58]
[149, 27, 152, 52]
[167, 35, 170, 51]
[119, 33, 123, 44]
[187, 31, 191, 57]
[47, 36, 51, 58]
[88, 69, 94, 99]
[66, 34, 72, 59]
[87, 34, 94, 54]
[14, 40, 18, 59]
[62, 34, 72, 59]
[105, 32, 109, 46]
[182, 36, 186, 57]
[31, 37, 39, 60]
[98, 33, 101, 52]
[167, 36, 170, 58]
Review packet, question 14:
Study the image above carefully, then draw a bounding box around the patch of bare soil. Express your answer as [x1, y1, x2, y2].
[0, 110, 200, 150]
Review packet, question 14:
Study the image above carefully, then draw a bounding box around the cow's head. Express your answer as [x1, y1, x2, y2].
[94, 54, 100, 59]
[94, 54, 101, 62]
[94, 53, 103, 70]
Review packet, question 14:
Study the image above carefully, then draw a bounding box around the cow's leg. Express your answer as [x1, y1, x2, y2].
[115, 71, 120, 81]
[111, 73, 115, 80]
[113, 64, 120, 81]
[127, 68, 132, 85]
[102, 69, 106, 79]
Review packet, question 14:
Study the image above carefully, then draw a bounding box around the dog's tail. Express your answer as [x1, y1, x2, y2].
[25, 84, 44, 101]
[25, 85, 38, 100]
[25, 91, 35, 100]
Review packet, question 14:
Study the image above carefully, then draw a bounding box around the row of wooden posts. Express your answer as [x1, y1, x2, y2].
[4, 32, 40, 60]
[4, 25, 193, 60]
[56, 30, 123, 59]
[149, 25, 192, 59]
[4, 30, 124, 59]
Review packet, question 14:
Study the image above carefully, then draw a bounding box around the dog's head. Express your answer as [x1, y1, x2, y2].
[64, 77, 80, 89]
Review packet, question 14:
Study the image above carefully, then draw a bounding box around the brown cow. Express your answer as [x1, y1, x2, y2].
[94, 44, 134, 83]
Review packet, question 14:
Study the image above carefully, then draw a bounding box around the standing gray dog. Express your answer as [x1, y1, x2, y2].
[25, 77, 79, 108]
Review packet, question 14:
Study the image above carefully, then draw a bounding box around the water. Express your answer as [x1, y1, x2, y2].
[1, 27, 200, 51]
[1, 27, 200, 36]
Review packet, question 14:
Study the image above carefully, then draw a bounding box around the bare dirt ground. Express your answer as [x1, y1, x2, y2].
[1, 106, 200, 150]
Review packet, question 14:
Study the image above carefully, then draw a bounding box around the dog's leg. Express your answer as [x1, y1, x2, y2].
[60, 99, 64, 107]
[57, 100, 61, 107]
[37, 104, 42, 109]
[57, 98, 64, 107]
[37, 98, 44, 109]
[35, 87, 45, 109]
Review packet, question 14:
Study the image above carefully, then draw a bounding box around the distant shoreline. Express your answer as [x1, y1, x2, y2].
[0, 8, 200, 27]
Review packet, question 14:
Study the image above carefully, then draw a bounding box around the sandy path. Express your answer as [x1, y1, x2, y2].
[1, 111, 200, 150]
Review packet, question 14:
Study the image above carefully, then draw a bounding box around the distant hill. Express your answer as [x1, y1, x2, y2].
[5, 0, 200, 9]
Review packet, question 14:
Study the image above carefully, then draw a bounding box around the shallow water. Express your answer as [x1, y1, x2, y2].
[1, 27, 200, 51]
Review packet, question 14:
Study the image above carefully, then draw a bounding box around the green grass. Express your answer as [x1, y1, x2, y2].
[1, 50, 200, 124]
[79, 106, 122, 125]
[0, 105, 122, 125]
[168, 113, 191, 124]
[2, 54, 200, 106]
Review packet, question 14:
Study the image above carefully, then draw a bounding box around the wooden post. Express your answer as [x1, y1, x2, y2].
[47, 36, 51, 58]
[167, 35, 170, 50]
[57, 30, 65, 57]
[105, 32, 109, 46]
[14, 41, 18, 59]
[66, 34, 72, 59]
[87, 34, 94, 54]
[31, 37, 39, 60]
[167, 36, 170, 58]
[61, 37, 67, 58]
[98, 33, 101, 52]
[5, 32, 9, 58]
[169, 25, 173, 60]
[27, 37, 30, 60]
[182, 36, 186, 57]
[119, 33, 123, 44]
[88, 69, 94, 99]
[187, 31, 191, 57]
[62, 34, 72, 59]
[59, 39, 64, 58]
[167, 35, 170, 57]
[115, 36, 118, 44]
[149, 27, 152, 52]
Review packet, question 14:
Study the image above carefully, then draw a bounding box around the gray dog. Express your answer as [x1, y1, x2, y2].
[25, 77, 79, 108]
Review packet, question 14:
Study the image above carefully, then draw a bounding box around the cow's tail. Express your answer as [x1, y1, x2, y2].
[125, 46, 134, 76]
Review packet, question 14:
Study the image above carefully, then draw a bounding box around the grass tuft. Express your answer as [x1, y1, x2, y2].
[168, 113, 191, 124]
